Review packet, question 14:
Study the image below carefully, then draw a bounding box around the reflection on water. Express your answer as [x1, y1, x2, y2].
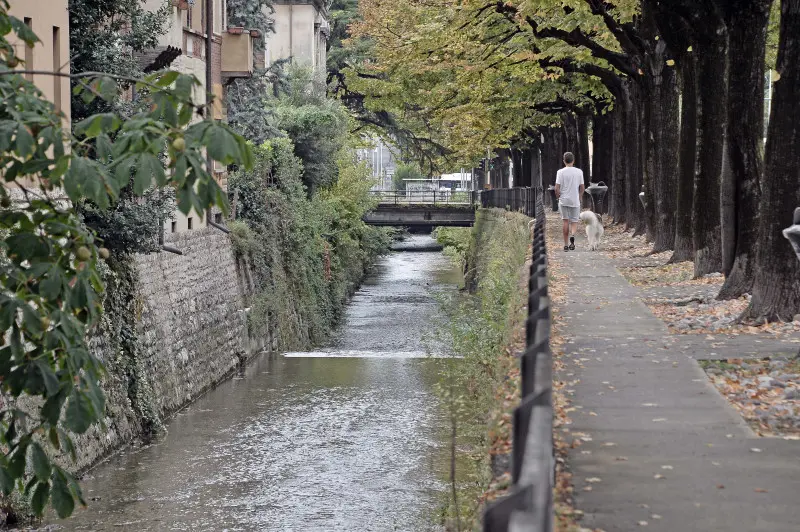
[50, 235, 459, 531]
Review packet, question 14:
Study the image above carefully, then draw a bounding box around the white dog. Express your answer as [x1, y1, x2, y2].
[579, 211, 604, 251]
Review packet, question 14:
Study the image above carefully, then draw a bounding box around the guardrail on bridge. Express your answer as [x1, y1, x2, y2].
[369, 189, 476, 206]
[481, 187, 554, 532]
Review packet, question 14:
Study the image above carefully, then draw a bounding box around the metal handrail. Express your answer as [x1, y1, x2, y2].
[483, 187, 554, 532]
[369, 189, 475, 206]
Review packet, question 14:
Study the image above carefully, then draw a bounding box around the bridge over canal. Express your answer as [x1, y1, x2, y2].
[363, 190, 477, 227]
[363, 188, 541, 227]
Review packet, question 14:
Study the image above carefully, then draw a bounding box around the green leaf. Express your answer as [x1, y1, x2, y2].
[155, 71, 180, 88]
[94, 76, 118, 102]
[30, 443, 51, 481]
[50, 472, 75, 518]
[0, 300, 19, 331]
[40, 271, 64, 302]
[48, 427, 60, 449]
[31, 481, 50, 516]
[21, 304, 43, 335]
[57, 429, 76, 461]
[14, 124, 34, 158]
[64, 392, 94, 434]
[75, 113, 120, 139]
[6, 232, 49, 262]
[36, 359, 60, 396]
[206, 125, 239, 166]
[8, 443, 28, 479]
[134, 153, 164, 194]
[113, 156, 135, 189]
[0, 467, 13, 496]
[41, 389, 67, 425]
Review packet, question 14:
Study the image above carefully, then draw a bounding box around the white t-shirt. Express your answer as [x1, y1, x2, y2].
[556, 167, 584, 207]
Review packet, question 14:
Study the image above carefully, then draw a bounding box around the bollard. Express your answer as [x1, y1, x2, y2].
[586, 181, 608, 214]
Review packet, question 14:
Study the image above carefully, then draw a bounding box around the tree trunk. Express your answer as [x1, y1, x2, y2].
[744, 0, 800, 321]
[717, 0, 772, 299]
[651, 2, 697, 262]
[641, 24, 680, 253]
[511, 147, 524, 187]
[672, 52, 698, 262]
[610, 107, 626, 224]
[496, 148, 511, 188]
[622, 83, 645, 233]
[692, 15, 728, 276]
[578, 114, 591, 181]
[592, 112, 613, 214]
[527, 134, 543, 189]
[563, 114, 579, 164]
[542, 127, 561, 187]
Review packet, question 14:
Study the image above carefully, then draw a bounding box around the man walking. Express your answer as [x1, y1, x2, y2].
[555, 152, 584, 251]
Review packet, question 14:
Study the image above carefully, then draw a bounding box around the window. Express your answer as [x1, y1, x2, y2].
[214, 212, 222, 224]
[23, 18, 33, 81]
[52, 27, 61, 113]
[187, 217, 193, 230]
[171, 220, 177, 233]
[186, 3, 192, 28]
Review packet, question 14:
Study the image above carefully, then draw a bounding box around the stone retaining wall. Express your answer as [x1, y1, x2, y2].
[134, 228, 250, 417]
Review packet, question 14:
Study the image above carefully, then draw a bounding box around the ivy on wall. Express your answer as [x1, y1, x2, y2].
[229, 139, 389, 349]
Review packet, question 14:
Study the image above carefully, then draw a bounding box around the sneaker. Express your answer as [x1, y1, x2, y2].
[569, 236, 575, 250]
[564, 245, 569, 252]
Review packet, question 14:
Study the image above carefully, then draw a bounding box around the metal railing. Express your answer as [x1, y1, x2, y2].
[478, 187, 542, 218]
[483, 187, 554, 532]
[369, 189, 476, 206]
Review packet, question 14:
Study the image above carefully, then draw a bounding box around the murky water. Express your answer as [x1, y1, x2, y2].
[50, 235, 461, 532]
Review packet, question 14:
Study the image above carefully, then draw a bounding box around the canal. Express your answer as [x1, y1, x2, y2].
[50, 235, 461, 531]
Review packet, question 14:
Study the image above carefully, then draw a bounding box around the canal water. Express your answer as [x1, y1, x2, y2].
[49, 235, 461, 532]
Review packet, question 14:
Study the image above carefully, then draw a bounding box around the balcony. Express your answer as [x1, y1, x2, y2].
[222, 29, 255, 79]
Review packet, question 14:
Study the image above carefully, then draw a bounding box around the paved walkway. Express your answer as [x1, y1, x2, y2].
[553, 229, 800, 531]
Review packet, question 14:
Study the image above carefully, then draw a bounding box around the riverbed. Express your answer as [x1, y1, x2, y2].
[49, 235, 461, 531]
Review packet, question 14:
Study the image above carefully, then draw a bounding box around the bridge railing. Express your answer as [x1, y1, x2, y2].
[478, 187, 542, 218]
[369, 189, 476, 206]
[483, 187, 554, 532]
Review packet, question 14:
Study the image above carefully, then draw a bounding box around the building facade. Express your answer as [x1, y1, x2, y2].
[266, 0, 329, 72]
[7, 0, 71, 122]
[357, 138, 397, 190]
[140, 0, 257, 233]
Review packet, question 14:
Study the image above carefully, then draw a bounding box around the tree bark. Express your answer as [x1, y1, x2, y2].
[578, 114, 591, 182]
[592, 112, 613, 214]
[672, 52, 698, 262]
[744, 0, 800, 321]
[640, 10, 680, 253]
[622, 82, 645, 233]
[651, 0, 700, 262]
[610, 107, 626, 224]
[691, 7, 727, 276]
[497, 148, 511, 188]
[510, 147, 521, 187]
[542, 126, 562, 187]
[717, 0, 772, 299]
[563, 114, 579, 166]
